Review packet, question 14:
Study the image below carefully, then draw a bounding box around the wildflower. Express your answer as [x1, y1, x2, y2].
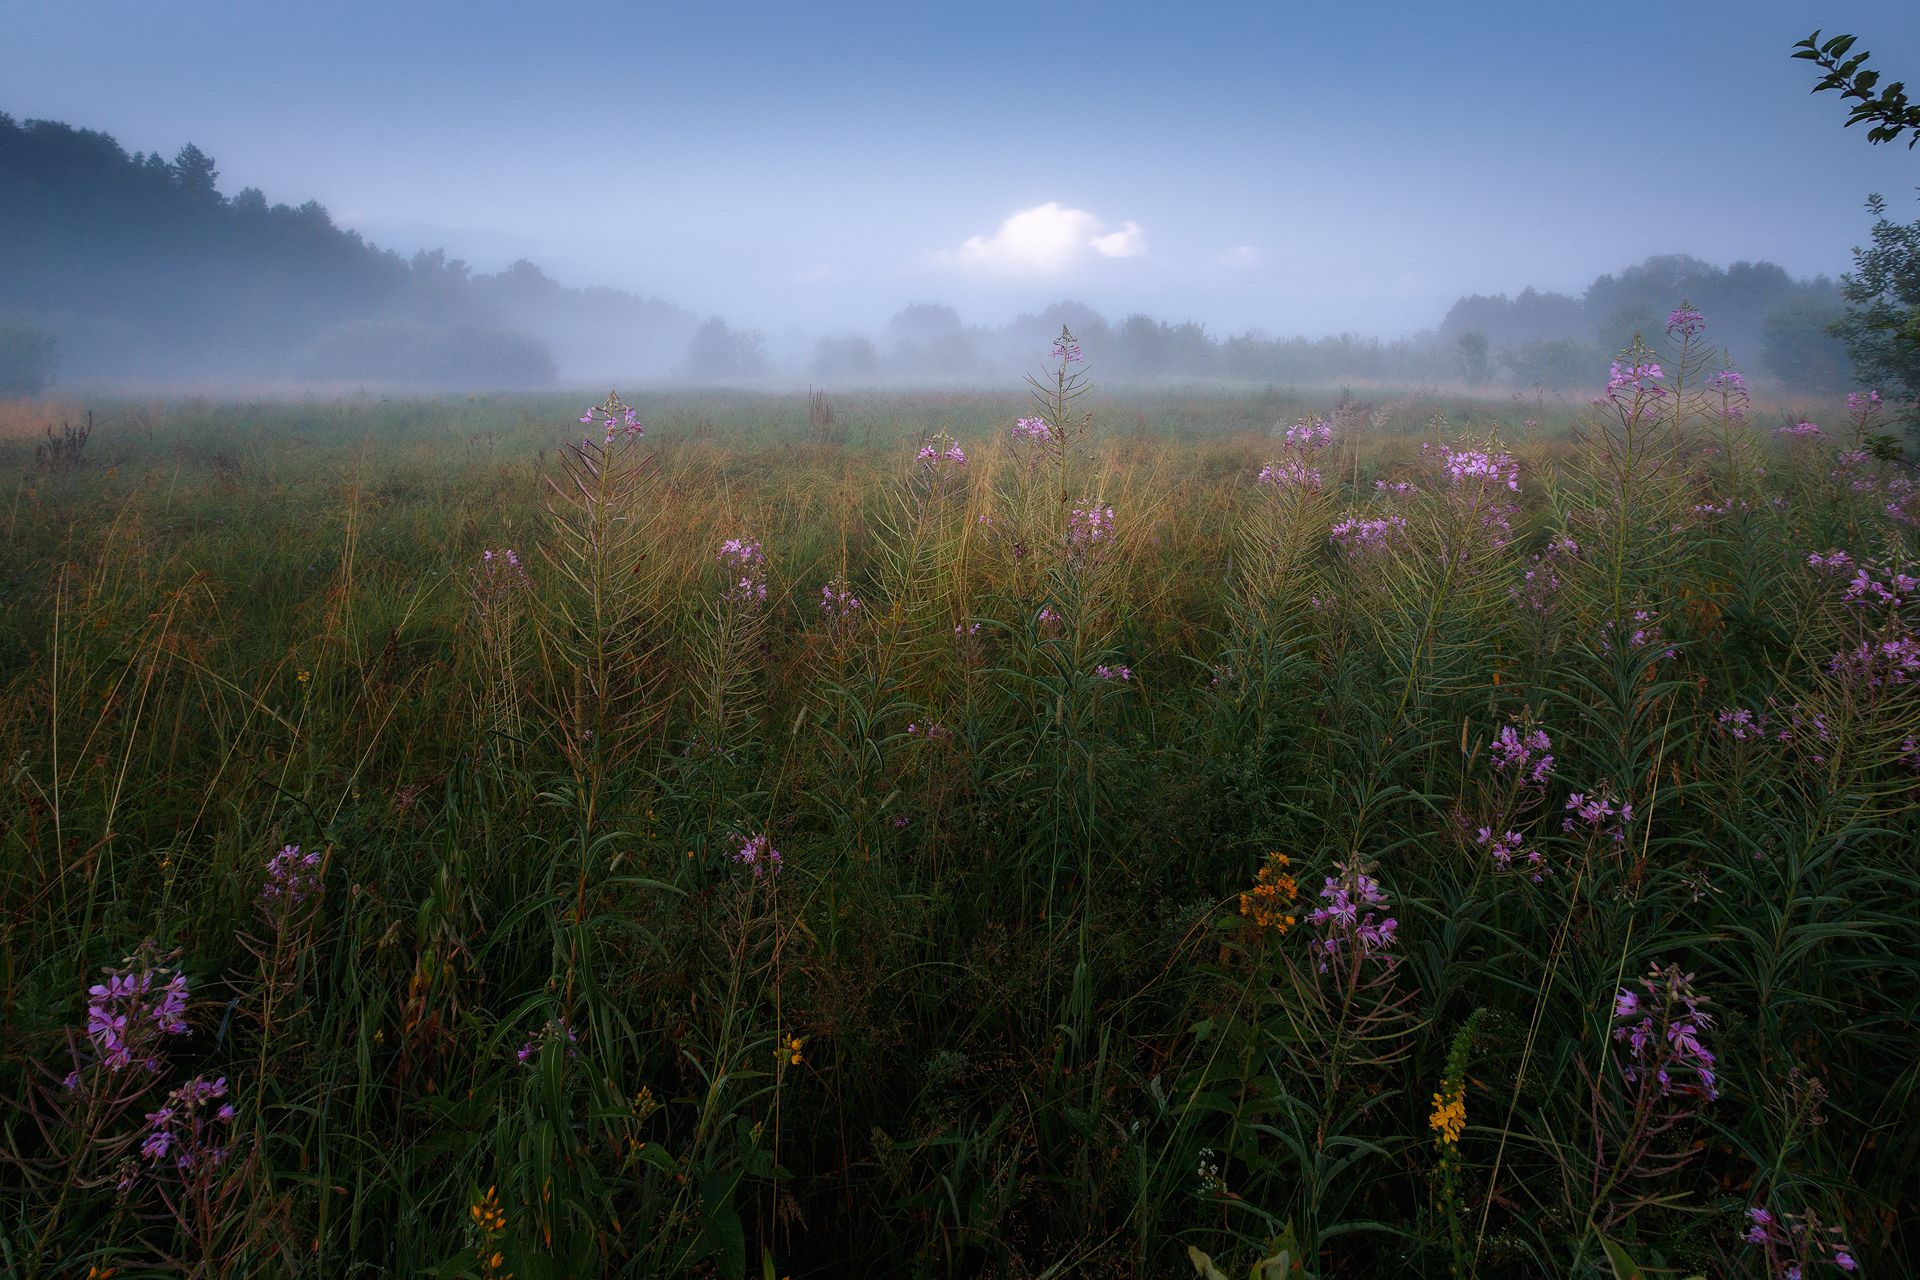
[1716, 708, 1766, 742]
[81, 947, 192, 1076]
[1611, 963, 1718, 1101]
[296, 669, 311, 685]
[1488, 724, 1554, 787]
[1306, 861, 1398, 972]
[1666, 305, 1705, 339]
[784, 1034, 806, 1066]
[516, 1018, 580, 1066]
[579, 397, 644, 446]
[128, 1075, 234, 1188]
[1237, 852, 1298, 936]
[1601, 359, 1667, 406]
[1775, 421, 1824, 440]
[259, 843, 323, 911]
[916, 432, 967, 469]
[1477, 827, 1546, 882]
[1329, 514, 1407, 556]
[819, 577, 862, 622]
[1093, 663, 1132, 681]
[1067, 502, 1115, 549]
[1806, 549, 1854, 576]
[1709, 368, 1750, 419]
[732, 832, 782, 879]
[1051, 328, 1083, 364]
[1011, 415, 1052, 443]
[1437, 443, 1520, 493]
[1429, 1082, 1466, 1147]
[718, 537, 768, 608]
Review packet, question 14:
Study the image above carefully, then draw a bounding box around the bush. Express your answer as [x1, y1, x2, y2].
[300, 318, 556, 387]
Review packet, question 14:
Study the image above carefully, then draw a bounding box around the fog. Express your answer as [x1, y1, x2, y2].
[3, 1, 1918, 397]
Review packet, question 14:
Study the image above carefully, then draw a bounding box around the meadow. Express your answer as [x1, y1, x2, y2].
[1, 320, 1916, 1278]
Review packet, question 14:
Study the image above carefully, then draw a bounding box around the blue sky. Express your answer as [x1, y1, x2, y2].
[8, 0, 1920, 336]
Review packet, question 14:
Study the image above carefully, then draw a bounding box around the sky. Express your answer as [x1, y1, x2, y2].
[7, 0, 1920, 339]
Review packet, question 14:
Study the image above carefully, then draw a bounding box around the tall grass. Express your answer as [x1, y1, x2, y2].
[1, 324, 1914, 1278]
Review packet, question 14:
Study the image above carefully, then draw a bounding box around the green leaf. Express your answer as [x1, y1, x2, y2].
[1597, 1231, 1646, 1280]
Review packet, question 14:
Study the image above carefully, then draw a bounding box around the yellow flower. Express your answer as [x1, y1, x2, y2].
[1237, 852, 1299, 936]
[1429, 1084, 1466, 1147]
[785, 1034, 806, 1067]
[296, 669, 311, 685]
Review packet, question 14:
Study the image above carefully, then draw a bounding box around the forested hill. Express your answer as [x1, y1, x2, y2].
[0, 112, 698, 386]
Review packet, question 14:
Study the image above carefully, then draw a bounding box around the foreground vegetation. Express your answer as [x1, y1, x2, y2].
[2, 320, 1916, 1278]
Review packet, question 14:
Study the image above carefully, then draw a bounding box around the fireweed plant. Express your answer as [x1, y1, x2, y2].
[1, 310, 1916, 1276]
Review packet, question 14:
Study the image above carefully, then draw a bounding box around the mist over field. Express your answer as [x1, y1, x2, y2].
[7, 5, 1920, 1280]
[3, 2, 1917, 397]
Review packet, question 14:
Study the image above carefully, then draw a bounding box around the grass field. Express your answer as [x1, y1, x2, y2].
[2, 326, 1916, 1278]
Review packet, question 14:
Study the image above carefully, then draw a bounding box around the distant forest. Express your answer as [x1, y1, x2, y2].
[0, 112, 696, 387]
[0, 109, 1857, 391]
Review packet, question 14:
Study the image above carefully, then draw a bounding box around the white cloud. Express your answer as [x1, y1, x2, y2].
[1218, 244, 1264, 268]
[941, 202, 1146, 274]
[1090, 220, 1146, 258]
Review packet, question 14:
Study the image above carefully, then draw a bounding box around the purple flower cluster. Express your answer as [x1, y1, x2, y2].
[1830, 635, 1920, 689]
[1010, 416, 1052, 444]
[135, 1074, 234, 1183]
[1708, 368, 1750, 420]
[1052, 331, 1083, 364]
[580, 403, 644, 447]
[916, 432, 968, 468]
[1611, 963, 1718, 1102]
[1512, 536, 1580, 615]
[819, 577, 862, 622]
[1716, 708, 1766, 742]
[1599, 609, 1676, 660]
[1806, 549, 1854, 576]
[517, 1017, 581, 1066]
[76, 950, 191, 1079]
[1256, 459, 1321, 490]
[1437, 444, 1520, 493]
[718, 537, 768, 608]
[1067, 502, 1115, 549]
[1257, 418, 1332, 492]
[905, 721, 949, 738]
[1488, 724, 1554, 787]
[732, 832, 782, 879]
[1847, 388, 1883, 418]
[1329, 514, 1407, 556]
[1666, 306, 1705, 340]
[1840, 565, 1916, 610]
[1093, 663, 1132, 681]
[1477, 827, 1546, 882]
[1562, 788, 1634, 843]
[1741, 1205, 1857, 1276]
[1306, 862, 1399, 973]
[1775, 421, 1824, 441]
[1601, 359, 1667, 407]
[259, 843, 323, 911]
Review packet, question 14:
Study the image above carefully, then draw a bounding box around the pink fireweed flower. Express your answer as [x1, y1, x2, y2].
[579, 402, 644, 446]
[1600, 359, 1667, 407]
[1774, 420, 1823, 440]
[517, 1017, 580, 1065]
[129, 1074, 234, 1187]
[1707, 368, 1749, 421]
[1611, 962, 1719, 1102]
[259, 843, 323, 910]
[1093, 663, 1132, 681]
[1715, 708, 1767, 742]
[1067, 502, 1115, 549]
[1666, 305, 1705, 339]
[1806, 549, 1854, 576]
[1488, 724, 1554, 787]
[1257, 459, 1321, 489]
[1011, 416, 1052, 443]
[916, 432, 967, 469]
[1562, 787, 1634, 843]
[732, 832, 783, 879]
[718, 538, 768, 608]
[1284, 417, 1333, 450]
[79, 947, 192, 1077]
[1477, 827, 1546, 882]
[819, 577, 862, 622]
[1437, 444, 1520, 492]
[1306, 861, 1399, 973]
[1052, 330, 1083, 364]
[1329, 514, 1407, 556]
